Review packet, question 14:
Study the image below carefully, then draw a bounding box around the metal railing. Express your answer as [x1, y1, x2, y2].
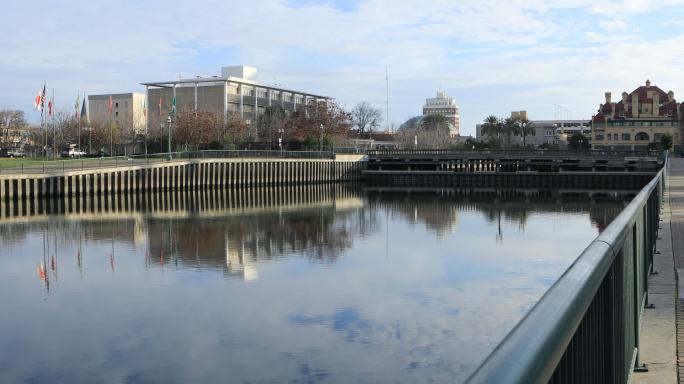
[0, 150, 335, 175]
[368, 149, 662, 158]
[466, 153, 668, 383]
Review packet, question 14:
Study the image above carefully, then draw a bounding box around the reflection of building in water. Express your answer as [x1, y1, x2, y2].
[2, 185, 632, 284]
[133, 218, 148, 247]
[226, 237, 258, 281]
[365, 188, 632, 240]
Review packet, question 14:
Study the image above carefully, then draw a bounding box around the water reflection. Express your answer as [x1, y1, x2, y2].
[0, 185, 633, 383]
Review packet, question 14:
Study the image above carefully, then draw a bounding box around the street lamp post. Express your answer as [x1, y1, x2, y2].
[166, 115, 172, 160]
[278, 128, 284, 154]
[496, 118, 504, 149]
[319, 123, 324, 153]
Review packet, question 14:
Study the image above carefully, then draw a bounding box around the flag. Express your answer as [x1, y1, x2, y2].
[48, 93, 54, 117]
[171, 95, 176, 115]
[40, 85, 46, 116]
[33, 88, 43, 111]
[74, 93, 80, 120]
[80, 97, 87, 122]
[157, 96, 162, 116]
[107, 95, 113, 115]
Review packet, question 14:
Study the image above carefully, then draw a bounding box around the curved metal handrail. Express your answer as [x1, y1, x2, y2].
[466, 155, 666, 383]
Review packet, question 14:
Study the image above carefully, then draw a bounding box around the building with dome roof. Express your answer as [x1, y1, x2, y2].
[591, 80, 681, 149]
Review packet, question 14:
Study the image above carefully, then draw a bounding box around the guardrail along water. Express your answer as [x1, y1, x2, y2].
[466, 154, 668, 383]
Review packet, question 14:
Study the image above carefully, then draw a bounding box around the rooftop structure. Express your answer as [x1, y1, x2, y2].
[422, 91, 460, 136]
[141, 65, 329, 133]
[591, 80, 682, 148]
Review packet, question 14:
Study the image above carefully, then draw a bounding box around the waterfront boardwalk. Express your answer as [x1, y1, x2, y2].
[633, 157, 683, 384]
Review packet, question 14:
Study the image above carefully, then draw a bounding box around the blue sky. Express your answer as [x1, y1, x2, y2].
[3, 0, 684, 135]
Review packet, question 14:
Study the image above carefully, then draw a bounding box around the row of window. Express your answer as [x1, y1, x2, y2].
[598, 133, 632, 141]
[596, 132, 679, 141]
[606, 121, 675, 127]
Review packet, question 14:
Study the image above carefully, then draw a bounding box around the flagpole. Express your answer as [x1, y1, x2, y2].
[78, 92, 81, 152]
[52, 88, 55, 159]
[42, 82, 46, 159]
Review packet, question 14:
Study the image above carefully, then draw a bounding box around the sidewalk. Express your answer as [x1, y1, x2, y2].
[631, 157, 682, 384]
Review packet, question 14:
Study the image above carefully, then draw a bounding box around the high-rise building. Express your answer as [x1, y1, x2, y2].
[591, 80, 681, 148]
[141, 65, 328, 133]
[422, 91, 460, 136]
[88, 92, 146, 134]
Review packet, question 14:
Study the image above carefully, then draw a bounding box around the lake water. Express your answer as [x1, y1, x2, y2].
[0, 185, 631, 383]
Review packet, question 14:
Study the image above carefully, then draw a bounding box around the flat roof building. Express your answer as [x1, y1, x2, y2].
[422, 91, 460, 136]
[88, 92, 146, 135]
[141, 65, 329, 133]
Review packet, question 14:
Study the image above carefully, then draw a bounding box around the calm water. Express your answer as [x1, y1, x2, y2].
[0, 186, 631, 383]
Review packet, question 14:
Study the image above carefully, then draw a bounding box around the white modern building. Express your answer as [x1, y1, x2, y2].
[422, 91, 460, 136]
[141, 65, 329, 132]
[475, 112, 591, 147]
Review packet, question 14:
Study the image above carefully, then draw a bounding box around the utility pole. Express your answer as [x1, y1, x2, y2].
[385, 66, 390, 132]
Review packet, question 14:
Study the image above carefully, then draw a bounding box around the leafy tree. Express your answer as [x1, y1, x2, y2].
[420, 114, 450, 132]
[480, 115, 501, 148]
[352, 102, 383, 136]
[568, 133, 590, 150]
[174, 108, 218, 150]
[660, 133, 673, 150]
[538, 142, 560, 150]
[502, 117, 518, 148]
[514, 117, 535, 147]
[285, 100, 351, 149]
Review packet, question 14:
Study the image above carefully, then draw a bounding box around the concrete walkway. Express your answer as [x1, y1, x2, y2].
[631, 157, 681, 384]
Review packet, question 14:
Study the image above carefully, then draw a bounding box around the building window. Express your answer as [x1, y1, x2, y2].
[595, 133, 604, 140]
[635, 132, 649, 141]
[115, 111, 119, 117]
[622, 133, 630, 140]
[654, 133, 664, 141]
[115, 102, 119, 108]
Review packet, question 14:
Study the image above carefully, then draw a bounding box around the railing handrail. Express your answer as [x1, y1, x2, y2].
[0, 150, 338, 175]
[465, 154, 667, 383]
[368, 149, 662, 158]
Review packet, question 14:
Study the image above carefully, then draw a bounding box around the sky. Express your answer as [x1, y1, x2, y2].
[3, 0, 684, 136]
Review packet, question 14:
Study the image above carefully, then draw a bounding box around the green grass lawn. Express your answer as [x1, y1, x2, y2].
[0, 157, 116, 172]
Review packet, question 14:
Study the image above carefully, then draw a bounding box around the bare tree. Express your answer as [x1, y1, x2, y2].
[352, 102, 383, 136]
[257, 106, 287, 145]
[0, 110, 28, 148]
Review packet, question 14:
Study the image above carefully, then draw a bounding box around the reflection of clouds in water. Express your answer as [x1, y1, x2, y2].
[289, 308, 377, 343]
[0, 189, 631, 383]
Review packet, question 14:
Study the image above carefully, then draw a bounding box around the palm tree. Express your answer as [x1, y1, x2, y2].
[480, 115, 501, 147]
[420, 114, 450, 132]
[515, 118, 535, 147]
[502, 117, 518, 148]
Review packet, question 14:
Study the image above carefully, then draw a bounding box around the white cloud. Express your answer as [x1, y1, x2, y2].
[600, 19, 628, 33]
[2, 0, 684, 136]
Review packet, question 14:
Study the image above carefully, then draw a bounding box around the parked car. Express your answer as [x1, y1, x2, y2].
[68, 148, 86, 158]
[6, 149, 26, 158]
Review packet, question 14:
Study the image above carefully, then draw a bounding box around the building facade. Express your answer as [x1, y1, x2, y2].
[422, 91, 460, 136]
[88, 92, 146, 135]
[476, 111, 591, 148]
[591, 80, 681, 149]
[141, 66, 328, 134]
